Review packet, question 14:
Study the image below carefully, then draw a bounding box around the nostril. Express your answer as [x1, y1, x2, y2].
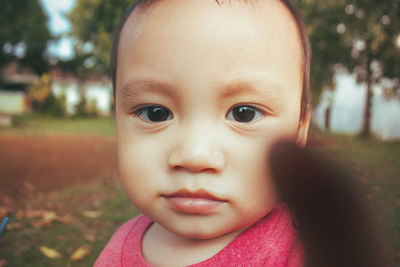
[171, 165, 218, 173]
[202, 168, 218, 174]
[172, 166, 184, 171]
[167, 148, 225, 173]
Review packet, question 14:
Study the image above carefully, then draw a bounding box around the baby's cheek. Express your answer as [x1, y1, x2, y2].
[118, 144, 145, 184]
[230, 138, 277, 189]
[119, 161, 152, 212]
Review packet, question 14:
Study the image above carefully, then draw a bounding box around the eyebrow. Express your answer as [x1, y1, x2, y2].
[219, 79, 286, 100]
[118, 78, 287, 103]
[119, 79, 176, 99]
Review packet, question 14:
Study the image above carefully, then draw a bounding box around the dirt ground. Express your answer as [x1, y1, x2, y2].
[0, 131, 332, 204]
[0, 133, 118, 202]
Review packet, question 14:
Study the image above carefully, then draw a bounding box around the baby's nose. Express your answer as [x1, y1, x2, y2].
[167, 130, 225, 173]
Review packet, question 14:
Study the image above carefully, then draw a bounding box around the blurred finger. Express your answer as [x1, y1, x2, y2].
[269, 141, 387, 267]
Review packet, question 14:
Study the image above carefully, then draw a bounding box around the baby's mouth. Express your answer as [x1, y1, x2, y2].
[162, 189, 227, 214]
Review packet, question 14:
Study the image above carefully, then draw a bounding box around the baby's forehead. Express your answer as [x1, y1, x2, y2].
[120, 0, 302, 64]
[116, 0, 303, 99]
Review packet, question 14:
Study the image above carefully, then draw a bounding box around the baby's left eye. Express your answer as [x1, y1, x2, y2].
[134, 105, 173, 122]
[226, 105, 265, 123]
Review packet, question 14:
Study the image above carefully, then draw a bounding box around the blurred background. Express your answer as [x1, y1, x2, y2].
[0, 0, 399, 266]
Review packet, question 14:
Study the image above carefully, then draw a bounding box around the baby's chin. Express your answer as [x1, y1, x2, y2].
[153, 214, 256, 241]
[163, 223, 243, 241]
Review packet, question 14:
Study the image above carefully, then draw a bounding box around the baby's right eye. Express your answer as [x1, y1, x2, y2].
[134, 105, 173, 122]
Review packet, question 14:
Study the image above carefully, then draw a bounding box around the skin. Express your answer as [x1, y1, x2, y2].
[115, 0, 310, 265]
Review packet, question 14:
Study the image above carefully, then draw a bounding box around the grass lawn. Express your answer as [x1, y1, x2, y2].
[310, 128, 400, 265]
[0, 114, 116, 136]
[0, 181, 139, 266]
[0, 117, 398, 266]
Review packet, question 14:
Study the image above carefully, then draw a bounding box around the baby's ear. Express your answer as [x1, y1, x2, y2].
[296, 105, 311, 147]
[269, 141, 387, 267]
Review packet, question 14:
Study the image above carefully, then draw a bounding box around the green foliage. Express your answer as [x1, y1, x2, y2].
[28, 74, 66, 117]
[30, 94, 65, 117]
[296, 0, 400, 97]
[0, 0, 52, 75]
[295, 0, 400, 136]
[294, 0, 348, 103]
[68, 0, 134, 75]
[74, 97, 100, 118]
[339, 0, 400, 84]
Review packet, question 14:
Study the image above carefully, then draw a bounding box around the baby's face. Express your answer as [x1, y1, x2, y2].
[116, 0, 309, 239]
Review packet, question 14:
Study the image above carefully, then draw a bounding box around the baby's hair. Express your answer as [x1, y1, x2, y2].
[110, 0, 311, 122]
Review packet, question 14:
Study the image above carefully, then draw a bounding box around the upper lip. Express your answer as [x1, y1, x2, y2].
[162, 189, 226, 202]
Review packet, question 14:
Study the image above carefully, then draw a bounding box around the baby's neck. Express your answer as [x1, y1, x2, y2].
[142, 222, 244, 267]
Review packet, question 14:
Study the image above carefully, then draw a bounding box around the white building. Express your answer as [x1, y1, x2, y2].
[51, 70, 113, 116]
[0, 62, 113, 117]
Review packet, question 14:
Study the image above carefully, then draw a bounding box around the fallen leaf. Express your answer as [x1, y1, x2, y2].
[82, 210, 102, 219]
[0, 207, 9, 218]
[30, 220, 46, 229]
[22, 181, 35, 192]
[84, 234, 96, 242]
[15, 209, 24, 220]
[31, 218, 56, 229]
[40, 246, 61, 259]
[26, 210, 59, 228]
[25, 209, 45, 219]
[70, 245, 91, 261]
[373, 185, 381, 192]
[93, 199, 102, 208]
[42, 211, 58, 223]
[0, 259, 7, 267]
[0, 194, 12, 206]
[56, 235, 66, 241]
[7, 222, 24, 230]
[58, 215, 73, 223]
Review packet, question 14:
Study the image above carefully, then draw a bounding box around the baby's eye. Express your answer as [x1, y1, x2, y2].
[226, 105, 265, 123]
[134, 105, 173, 122]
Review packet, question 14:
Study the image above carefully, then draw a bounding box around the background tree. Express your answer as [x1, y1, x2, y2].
[0, 0, 52, 77]
[68, 0, 133, 75]
[294, 1, 349, 104]
[67, 0, 134, 117]
[295, 0, 400, 137]
[28, 73, 65, 116]
[57, 52, 101, 117]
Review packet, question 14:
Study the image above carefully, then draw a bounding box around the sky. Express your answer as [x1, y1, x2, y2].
[40, 0, 76, 59]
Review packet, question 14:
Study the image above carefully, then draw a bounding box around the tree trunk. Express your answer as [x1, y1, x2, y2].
[360, 55, 373, 138]
[78, 79, 85, 101]
[324, 106, 331, 131]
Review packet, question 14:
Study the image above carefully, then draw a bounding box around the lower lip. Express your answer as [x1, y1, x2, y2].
[163, 196, 226, 214]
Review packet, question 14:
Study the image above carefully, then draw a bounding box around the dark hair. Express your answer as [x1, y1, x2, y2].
[110, 0, 311, 121]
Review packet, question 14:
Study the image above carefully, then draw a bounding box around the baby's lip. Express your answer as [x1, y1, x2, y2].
[162, 189, 226, 202]
[162, 189, 227, 214]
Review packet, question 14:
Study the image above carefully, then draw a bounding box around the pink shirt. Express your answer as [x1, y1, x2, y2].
[95, 202, 303, 266]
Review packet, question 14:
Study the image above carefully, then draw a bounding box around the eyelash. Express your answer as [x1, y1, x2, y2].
[132, 104, 266, 123]
[133, 105, 173, 123]
[226, 104, 266, 123]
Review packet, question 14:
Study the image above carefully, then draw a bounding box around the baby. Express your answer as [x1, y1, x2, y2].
[96, 0, 311, 266]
